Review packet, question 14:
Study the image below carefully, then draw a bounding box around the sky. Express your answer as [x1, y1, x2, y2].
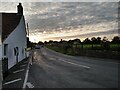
[0, 1, 119, 42]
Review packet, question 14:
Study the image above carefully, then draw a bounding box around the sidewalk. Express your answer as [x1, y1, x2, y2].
[2, 58, 29, 89]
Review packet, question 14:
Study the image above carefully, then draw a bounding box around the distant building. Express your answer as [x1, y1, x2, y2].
[1, 3, 27, 76]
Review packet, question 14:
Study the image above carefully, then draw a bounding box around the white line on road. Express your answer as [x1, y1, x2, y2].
[3, 78, 22, 85]
[23, 58, 30, 89]
[58, 58, 90, 69]
[26, 82, 34, 88]
[13, 69, 25, 74]
[24, 61, 28, 64]
[43, 52, 47, 56]
[49, 57, 56, 60]
[20, 64, 26, 67]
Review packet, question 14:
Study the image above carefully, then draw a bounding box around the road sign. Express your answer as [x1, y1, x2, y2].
[14, 47, 19, 56]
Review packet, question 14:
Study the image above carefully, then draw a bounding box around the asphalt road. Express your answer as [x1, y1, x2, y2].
[27, 47, 119, 88]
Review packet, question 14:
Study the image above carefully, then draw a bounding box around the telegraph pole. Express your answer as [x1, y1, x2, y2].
[27, 23, 29, 37]
[118, 1, 120, 37]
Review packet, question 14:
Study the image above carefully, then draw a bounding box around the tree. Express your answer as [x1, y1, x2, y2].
[96, 37, 101, 44]
[102, 37, 109, 42]
[111, 36, 120, 44]
[68, 40, 74, 44]
[91, 37, 97, 44]
[72, 38, 81, 49]
[101, 37, 110, 50]
[83, 38, 91, 44]
[44, 41, 48, 45]
[91, 37, 98, 49]
[73, 39, 81, 43]
[38, 41, 44, 45]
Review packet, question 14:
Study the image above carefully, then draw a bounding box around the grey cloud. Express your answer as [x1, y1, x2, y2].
[43, 29, 118, 40]
[0, 2, 118, 41]
[1, 0, 119, 2]
[24, 2, 118, 33]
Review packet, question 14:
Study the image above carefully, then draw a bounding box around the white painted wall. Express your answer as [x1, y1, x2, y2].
[3, 16, 27, 69]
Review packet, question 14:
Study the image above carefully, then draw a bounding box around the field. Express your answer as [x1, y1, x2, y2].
[45, 43, 120, 59]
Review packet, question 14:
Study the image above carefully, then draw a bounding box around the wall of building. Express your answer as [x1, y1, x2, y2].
[3, 16, 27, 69]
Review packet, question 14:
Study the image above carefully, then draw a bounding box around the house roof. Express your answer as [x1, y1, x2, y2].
[2, 13, 22, 42]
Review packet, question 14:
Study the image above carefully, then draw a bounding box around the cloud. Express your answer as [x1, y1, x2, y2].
[1, 0, 119, 2]
[42, 29, 118, 40]
[0, 2, 118, 42]
[25, 2, 117, 32]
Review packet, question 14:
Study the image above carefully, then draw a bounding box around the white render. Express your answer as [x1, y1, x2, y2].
[3, 16, 27, 69]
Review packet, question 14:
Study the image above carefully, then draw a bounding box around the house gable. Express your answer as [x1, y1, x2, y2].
[2, 13, 22, 42]
[2, 3, 24, 42]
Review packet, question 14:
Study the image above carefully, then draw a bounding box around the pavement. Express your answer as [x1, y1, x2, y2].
[2, 58, 30, 89]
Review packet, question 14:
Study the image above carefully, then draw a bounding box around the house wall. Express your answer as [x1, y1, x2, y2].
[3, 16, 27, 69]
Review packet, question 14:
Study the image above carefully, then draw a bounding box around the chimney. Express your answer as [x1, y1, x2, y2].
[17, 3, 23, 15]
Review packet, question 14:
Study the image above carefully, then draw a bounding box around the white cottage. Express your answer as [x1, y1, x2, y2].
[1, 3, 27, 72]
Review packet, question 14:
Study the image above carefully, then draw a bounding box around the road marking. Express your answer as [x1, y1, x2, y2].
[26, 82, 34, 88]
[13, 69, 25, 74]
[43, 52, 47, 56]
[49, 57, 56, 60]
[20, 64, 26, 67]
[3, 78, 22, 85]
[24, 61, 28, 64]
[23, 58, 30, 89]
[58, 59, 90, 69]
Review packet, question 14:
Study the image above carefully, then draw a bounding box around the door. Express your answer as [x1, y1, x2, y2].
[2, 44, 8, 78]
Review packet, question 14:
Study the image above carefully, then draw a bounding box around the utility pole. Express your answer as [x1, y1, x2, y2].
[27, 23, 29, 37]
[118, 1, 120, 37]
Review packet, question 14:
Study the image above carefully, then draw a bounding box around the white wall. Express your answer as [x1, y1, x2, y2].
[3, 16, 27, 69]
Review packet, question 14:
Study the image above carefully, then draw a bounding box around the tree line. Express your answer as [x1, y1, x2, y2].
[38, 36, 120, 45]
[27, 36, 120, 52]
[36, 36, 120, 51]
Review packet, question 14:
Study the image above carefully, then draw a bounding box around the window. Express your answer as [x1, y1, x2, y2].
[4, 44, 8, 56]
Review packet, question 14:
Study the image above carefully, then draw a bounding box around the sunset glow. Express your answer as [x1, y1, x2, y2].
[0, 2, 118, 42]
[29, 20, 118, 42]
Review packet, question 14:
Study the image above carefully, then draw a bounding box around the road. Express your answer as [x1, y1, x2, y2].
[27, 47, 119, 88]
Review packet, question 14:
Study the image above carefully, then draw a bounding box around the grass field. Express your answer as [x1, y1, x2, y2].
[45, 43, 120, 56]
